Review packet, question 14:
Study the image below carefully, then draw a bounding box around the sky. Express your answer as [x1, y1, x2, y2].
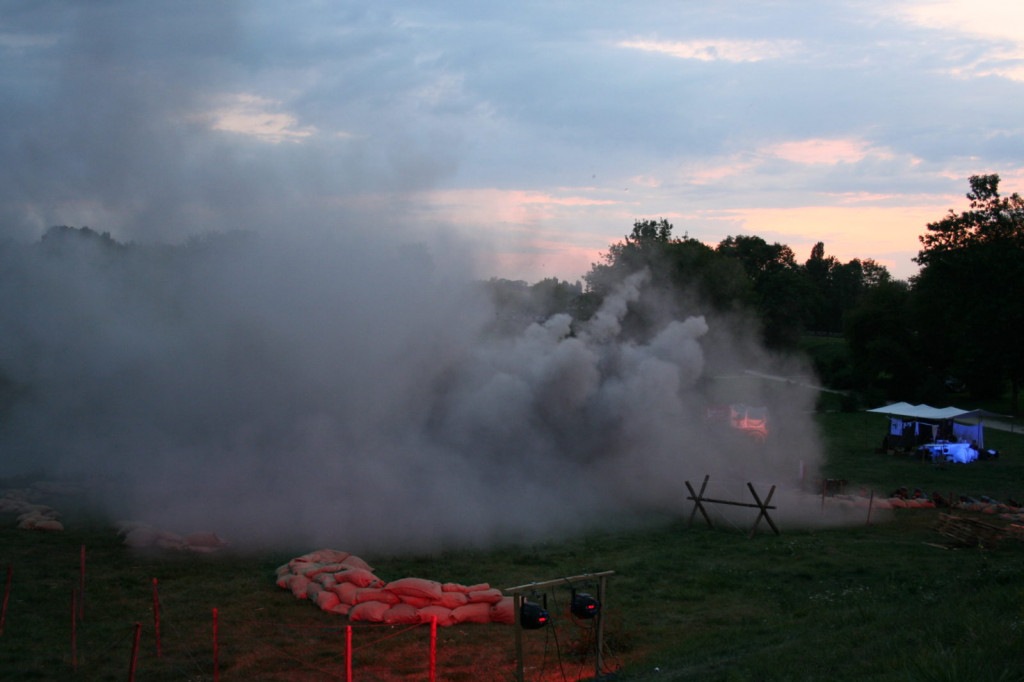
[3, 0, 1024, 283]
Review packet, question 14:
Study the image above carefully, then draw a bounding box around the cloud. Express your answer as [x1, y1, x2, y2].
[617, 37, 800, 62]
[198, 93, 319, 143]
[894, 0, 1024, 44]
[2, 1, 1024, 291]
[419, 188, 622, 225]
[764, 138, 891, 165]
[890, 0, 1024, 81]
[407, 187, 631, 283]
[0, 31, 58, 53]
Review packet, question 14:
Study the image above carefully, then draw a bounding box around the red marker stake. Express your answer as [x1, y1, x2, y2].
[212, 608, 219, 682]
[71, 589, 78, 672]
[346, 625, 353, 682]
[79, 545, 85, 622]
[429, 615, 438, 682]
[152, 578, 162, 657]
[128, 622, 141, 681]
[0, 565, 12, 637]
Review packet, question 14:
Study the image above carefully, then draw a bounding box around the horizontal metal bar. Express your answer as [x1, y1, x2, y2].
[505, 570, 615, 593]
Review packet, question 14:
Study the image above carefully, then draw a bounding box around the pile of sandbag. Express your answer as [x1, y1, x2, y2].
[276, 549, 515, 627]
[114, 521, 229, 553]
[0, 489, 64, 531]
[821, 493, 937, 511]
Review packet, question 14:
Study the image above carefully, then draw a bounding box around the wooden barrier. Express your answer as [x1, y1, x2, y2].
[685, 475, 780, 537]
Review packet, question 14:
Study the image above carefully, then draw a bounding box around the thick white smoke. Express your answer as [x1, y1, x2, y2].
[0, 230, 824, 552]
[0, 3, 837, 553]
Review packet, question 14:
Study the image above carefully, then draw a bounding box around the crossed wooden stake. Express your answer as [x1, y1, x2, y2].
[685, 475, 780, 538]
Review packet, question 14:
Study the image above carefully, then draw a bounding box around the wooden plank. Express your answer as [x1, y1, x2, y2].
[685, 475, 780, 537]
[748, 483, 780, 537]
[686, 496, 775, 510]
[685, 476, 712, 528]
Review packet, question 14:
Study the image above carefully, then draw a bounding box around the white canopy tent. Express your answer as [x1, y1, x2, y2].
[867, 402, 1009, 460]
[866, 402, 994, 421]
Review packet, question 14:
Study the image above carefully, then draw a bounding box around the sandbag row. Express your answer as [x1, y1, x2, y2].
[276, 549, 515, 627]
[828, 494, 1024, 513]
[820, 494, 936, 510]
[114, 520, 230, 553]
[1, 489, 64, 531]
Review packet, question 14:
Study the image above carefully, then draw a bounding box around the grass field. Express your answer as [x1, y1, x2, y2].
[3, 410, 1024, 681]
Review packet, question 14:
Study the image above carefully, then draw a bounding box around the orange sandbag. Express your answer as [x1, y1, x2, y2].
[290, 550, 374, 574]
[452, 602, 492, 624]
[489, 598, 515, 625]
[387, 578, 443, 601]
[349, 601, 390, 623]
[306, 582, 323, 601]
[331, 582, 359, 605]
[314, 573, 338, 588]
[276, 574, 293, 590]
[383, 603, 422, 625]
[26, 517, 64, 531]
[353, 588, 400, 605]
[340, 554, 375, 572]
[437, 591, 469, 609]
[334, 568, 383, 588]
[302, 549, 357, 566]
[305, 563, 347, 579]
[290, 575, 311, 599]
[467, 588, 503, 604]
[123, 526, 163, 548]
[329, 603, 351, 616]
[316, 590, 341, 611]
[442, 582, 490, 593]
[398, 595, 435, 609]
[418, 605, 456, 627]
[442, 582, 472, 593]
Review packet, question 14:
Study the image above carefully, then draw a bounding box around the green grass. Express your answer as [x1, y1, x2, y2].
[3, 412, 1024, 681]
[819, 411, 1024, 502]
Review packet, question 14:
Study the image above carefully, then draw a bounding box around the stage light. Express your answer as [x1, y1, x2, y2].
[570, 590, 600, 619]
[520, 600, 549, 629]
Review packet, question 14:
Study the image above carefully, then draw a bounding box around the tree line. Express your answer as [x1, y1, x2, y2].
[488, 174, 1024, 413]
[5, 174, 1022, 415]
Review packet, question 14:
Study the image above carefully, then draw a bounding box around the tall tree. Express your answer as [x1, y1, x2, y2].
[914, 174, 1024, 410]
[717, 235, 811, 348]
[804, 242, 891, 334]
[845, 280, 922, 401]
[583, 219, 751, 339]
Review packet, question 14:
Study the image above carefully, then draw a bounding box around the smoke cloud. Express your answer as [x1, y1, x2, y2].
[0, 3, 828, 553]
[0, 229, 825, 552]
